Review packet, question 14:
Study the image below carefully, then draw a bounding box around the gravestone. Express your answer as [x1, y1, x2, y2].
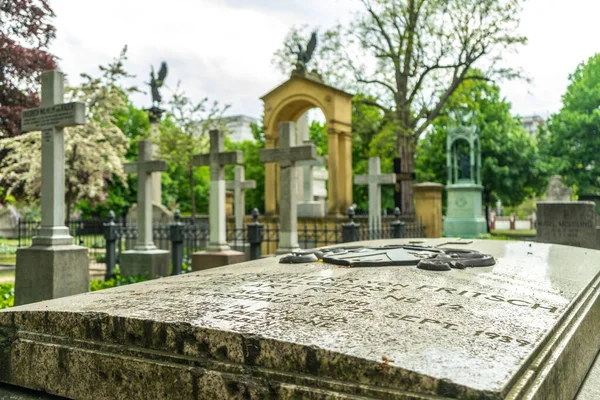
[546, 175, 571, 201]
[536, 201, 597, 249]
[120, 140, 169, 278]
[354, 157, 396, 238]
[2, 238, 600, 399]
[15, 70, 89, 306]
[297, 157, 328, 217]
[191, 130, 245, 270]
[226, 166, 256, 257]
[260, 121, 317, 254]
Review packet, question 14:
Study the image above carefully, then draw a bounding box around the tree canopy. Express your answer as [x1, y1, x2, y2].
[542, 53, 600, 196]
[0, 0, 57, 137]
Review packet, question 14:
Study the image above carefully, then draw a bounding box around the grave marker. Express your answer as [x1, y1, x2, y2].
[2, 239, 600, 399]
[536, 201, 597, 249]
[120, 140, 169, 278]
[226, 166, 256, 243]
[260, 121, 317, 254]
[192, 130, 245, 270]
[15, 70, 89, 306]
[354, 157, 396, 238]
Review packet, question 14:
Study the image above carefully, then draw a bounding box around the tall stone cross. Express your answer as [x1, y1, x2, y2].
[226, 166, 256, 235]
[354, 157, 396, 238]
[260, 122, 317, 254]
[193, 130, 243, 251]
[20, 70, 86, 246]
[124, 140, 167, 250]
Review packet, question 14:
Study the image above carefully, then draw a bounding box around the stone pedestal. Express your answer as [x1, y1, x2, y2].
[297, 201, 326, 217]
[191, 249, 245, 271]
[120, 250, 169, 278]
[14, 245, 88, 306]
[414, 182, 444, 238]
[443, 183, 487, 238]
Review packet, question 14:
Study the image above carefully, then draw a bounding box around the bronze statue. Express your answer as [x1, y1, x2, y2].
[291, 31, 317, 74]
[147, 62, 168, 107]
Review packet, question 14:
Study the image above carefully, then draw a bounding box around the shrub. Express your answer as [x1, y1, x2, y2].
[0, 283, 14, 309]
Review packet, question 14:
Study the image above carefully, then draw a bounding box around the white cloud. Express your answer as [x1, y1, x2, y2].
[49, 0, 599, 120]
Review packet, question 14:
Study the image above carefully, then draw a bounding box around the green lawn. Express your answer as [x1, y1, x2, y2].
[0, 238, 20, 247]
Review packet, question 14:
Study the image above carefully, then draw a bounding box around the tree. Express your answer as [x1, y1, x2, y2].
[0, 48, 134, 219]
[415, 76, 547, 213]
[157, 84, 230, 217]
[543, 54, 600, 196]
[274, 0, 527, 212]
[0, 0, 57, 137]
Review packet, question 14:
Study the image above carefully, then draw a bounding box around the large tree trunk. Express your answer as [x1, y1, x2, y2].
[397, 121, 416, 215]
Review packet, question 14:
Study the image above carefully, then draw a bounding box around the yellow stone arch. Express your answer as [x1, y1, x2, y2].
[261, 75, 353, 216]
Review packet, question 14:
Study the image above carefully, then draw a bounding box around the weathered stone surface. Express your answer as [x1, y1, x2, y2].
[14, 245, 89, 306]
[536, 201, 597, 249]
[2, 239, 600, 399]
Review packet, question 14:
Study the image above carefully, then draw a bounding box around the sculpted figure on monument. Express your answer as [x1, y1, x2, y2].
[458, 153, 471, 180]
[291, 31, 317, 76]
[147, 61, 168, 107]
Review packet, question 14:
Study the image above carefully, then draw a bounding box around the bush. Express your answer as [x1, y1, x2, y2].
[0, 243, 17, 255]
[90, 274, 149, 292]
[0, 283, 14, 309]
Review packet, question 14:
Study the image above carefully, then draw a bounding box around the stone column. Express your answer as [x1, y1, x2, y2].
[339, 131, 353, 214]
[264, 136, 277, 215]
[327, 129, 340, 216]
[414, 183, 444, 238]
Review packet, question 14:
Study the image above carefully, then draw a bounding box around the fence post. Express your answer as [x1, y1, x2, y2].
[247, 208, 264, 260]
[103, 211, 119, 280]
[390, 207, 406, 239]
[342, 207, 360, 243]
[170, 210, 185, 275]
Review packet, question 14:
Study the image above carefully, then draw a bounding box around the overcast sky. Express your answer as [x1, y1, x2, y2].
[49, 0, 599, 121]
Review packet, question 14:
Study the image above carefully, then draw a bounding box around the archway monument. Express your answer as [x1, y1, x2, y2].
[261, 73, 353, 216]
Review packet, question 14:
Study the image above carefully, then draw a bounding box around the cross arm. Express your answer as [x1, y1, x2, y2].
[124, 160, 167, 174]
[193, 151, 243, 167]
[21, 102, 86, 133]
[259, 145, 316, 164]
[226, 180, 257, 191]
[124, 162, 138, 175]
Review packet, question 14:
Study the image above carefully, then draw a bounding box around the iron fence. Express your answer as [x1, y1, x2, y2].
[17, 213, 426, 275]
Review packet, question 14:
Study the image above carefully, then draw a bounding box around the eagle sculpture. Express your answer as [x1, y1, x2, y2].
[148, 62, 168, 106]
[293, 31, 317, 73]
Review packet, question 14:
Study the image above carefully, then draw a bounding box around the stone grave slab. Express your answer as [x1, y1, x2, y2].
[2, 238, 600, 399]
[536, 201, 597, 249]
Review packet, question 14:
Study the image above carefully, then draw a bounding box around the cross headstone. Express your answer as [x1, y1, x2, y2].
[260, 122, 317, 254]
[193, 129, 243, 251]
[15, 70, 88, 306]
[297, 156, 328, 217]
[20, 70, 86, 245]
[354, 157, 396, 238]
[124, 140, 168, 250]
[226, 166, 256, 238]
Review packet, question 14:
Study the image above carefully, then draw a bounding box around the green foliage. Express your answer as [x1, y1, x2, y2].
[416, 76, 548, 207]
[0, 243, 17, 255]
[0, 284, 14, 309]
[308, 121, 328, 156]
[543, 54, 600, 195]
[89, 274, 149, 292]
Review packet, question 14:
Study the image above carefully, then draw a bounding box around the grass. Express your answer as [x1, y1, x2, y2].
[491, 229, 536, 236]
[0, 238, 20, 247]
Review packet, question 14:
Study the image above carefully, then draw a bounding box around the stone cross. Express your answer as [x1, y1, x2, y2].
[193, 129, 243, 251]
[20, 70, 86, 246]
[226, 166, 256, 236]
[354, 157, 396, 238]
[124, 140, 167, 250]
[260, 122, 316, 254]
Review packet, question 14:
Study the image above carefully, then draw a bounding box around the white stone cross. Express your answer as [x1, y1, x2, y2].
[124, 140, 167, 250]
[193, 130, 243, 251]
[226, 166, 256, 236]
[20, 70, 86, 246]
[354, 157, 396, 238]
[259, 122, 317, 254]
